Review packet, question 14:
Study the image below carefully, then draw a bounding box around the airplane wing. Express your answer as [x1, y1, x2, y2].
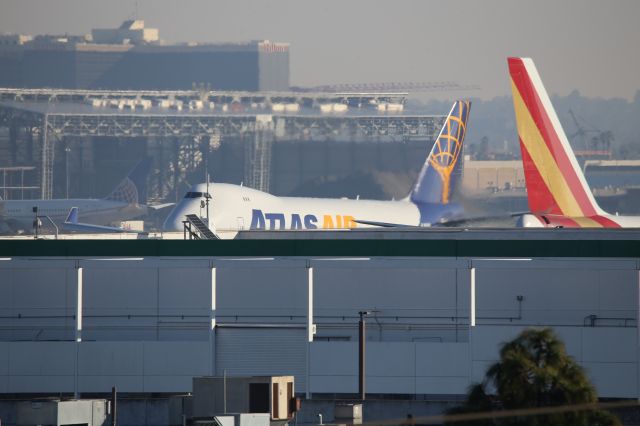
[354, 212, 528, 229]
[353, 219, 419, 228]
[429, 213, 526, 227]
[148, 203, 175, 210]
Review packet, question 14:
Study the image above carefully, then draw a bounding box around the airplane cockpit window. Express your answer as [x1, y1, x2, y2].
[184, 192, 212, 199]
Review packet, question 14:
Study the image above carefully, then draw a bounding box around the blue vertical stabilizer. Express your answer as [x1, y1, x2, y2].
[409, 101, 470, 224]
[410, 100, 470, 205]
[104, 157, 151, 204]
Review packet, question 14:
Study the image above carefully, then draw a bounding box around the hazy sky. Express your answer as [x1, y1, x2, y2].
[1, 0, 639, 100]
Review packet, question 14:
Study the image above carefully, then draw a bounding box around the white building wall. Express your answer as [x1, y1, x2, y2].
[0, 341, 210, 393]
[0, 257, 637, 398]
[309, 341, 470, 395]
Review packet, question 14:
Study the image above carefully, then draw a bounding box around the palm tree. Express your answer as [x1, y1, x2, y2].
[446, 328, 621, 425]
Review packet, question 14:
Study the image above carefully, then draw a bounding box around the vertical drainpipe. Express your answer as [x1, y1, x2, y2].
[75, 263, 83, 399]
[111, 386, 117, 426]
[306, 263, 314, 399]
[210, 266, 217, 376]
[41, 114, 48, 199]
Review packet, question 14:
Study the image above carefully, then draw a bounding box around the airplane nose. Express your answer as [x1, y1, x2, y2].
[162, 206, 189, 231]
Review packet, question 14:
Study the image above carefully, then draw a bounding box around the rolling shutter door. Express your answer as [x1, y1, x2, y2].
[216, 327, 306, 392]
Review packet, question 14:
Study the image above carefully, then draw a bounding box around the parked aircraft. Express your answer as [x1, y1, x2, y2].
[163, 100, 471, 238]
[509, 57, 639, 227]
[0, 158, 150, 233]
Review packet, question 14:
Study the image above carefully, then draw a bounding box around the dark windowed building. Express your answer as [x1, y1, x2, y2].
[0, 20, 290, 91]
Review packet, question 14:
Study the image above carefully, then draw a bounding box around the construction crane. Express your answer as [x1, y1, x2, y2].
[291, 81, 480, 93]
[568, 109, 597, 150]
[568, 109, 613, 159]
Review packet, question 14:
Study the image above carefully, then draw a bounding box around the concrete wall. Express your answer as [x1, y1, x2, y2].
[0, 257, 637, 398]
[0, 341, 210, 393]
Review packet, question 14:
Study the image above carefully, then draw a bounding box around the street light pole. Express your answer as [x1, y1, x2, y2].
[204, 137, 210, 228]
[65, 146, 71, 199]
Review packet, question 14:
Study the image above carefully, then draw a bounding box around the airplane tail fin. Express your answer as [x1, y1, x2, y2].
[409, 100, 470, 205]
[65, 207, 79, 224]
[508, 57, 603, 216]
[104, 158, 151, 205]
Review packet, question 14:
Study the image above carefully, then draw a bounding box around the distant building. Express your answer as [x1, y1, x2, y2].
[0, 34, 32, 45]
[0, 20, 289, 91]
[462, 159, 525, 192]
[91, 19, 159, 45]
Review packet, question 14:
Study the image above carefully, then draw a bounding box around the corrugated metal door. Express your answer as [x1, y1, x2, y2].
[216, 327, 307, 392]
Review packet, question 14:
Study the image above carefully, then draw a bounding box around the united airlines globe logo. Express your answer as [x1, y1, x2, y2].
[428, 101, 469, 204]
[108, 178, 139, 204]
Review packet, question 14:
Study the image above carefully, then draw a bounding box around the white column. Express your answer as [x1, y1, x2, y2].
[74, 266, 83, 399]
[470, 267, 476, 328]
[210, 267, 217, 376]
[306, 265, 314, 399]
[307, 266, 314, 342]
[468, 265, 476, 387]
[76, 267, 83, 342]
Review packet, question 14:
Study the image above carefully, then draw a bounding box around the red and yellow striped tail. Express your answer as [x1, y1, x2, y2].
[508, 57, 605, 219]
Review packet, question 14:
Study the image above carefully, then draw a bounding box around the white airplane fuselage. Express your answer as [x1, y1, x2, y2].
[164, 183, 421, 238]
[0, 199, 146, 231]
[517, 213, 640, 228]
